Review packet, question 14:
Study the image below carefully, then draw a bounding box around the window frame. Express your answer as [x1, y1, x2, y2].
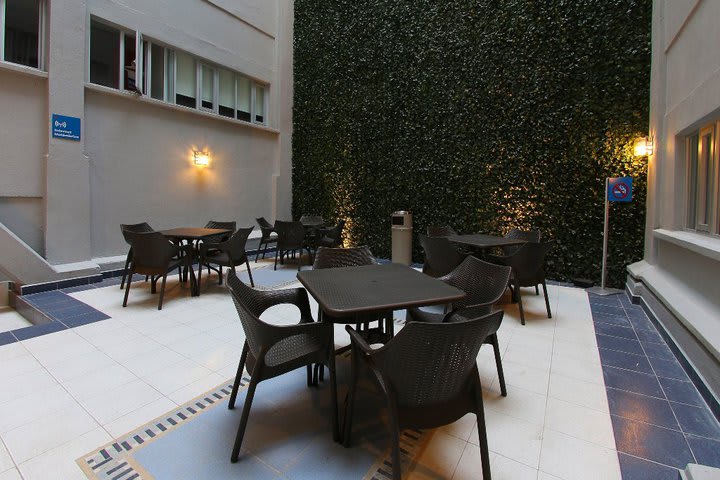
[87, 17, 270, 127]
[686, 122, 720, 236]
[0, 0, 46, 70]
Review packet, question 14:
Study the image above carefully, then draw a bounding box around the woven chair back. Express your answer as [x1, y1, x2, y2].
[373, 311, 501, 406]
[441, 256, 511, 309]
[120, 222, 153, 245]
[418, 234, 464, 278]
[312, 246, 376, 270]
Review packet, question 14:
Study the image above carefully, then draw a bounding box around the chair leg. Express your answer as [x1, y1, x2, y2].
[474, 376, 492, 480]
[122, 267, 134, 307]
[343, 348, 360, 447]
[542, 280, 552, 318]
[218, 266, 223, 285]
[245, 259, 254, 287]
[197, 261, 203, 292]
[229, 343, 249, 410]
[516, 279, 525, 325]
[490, 334, 507, 397]
[254, 241, 261, 262]
[274, 248, 279, 270]
[388, 401, 402, 480]
[328, 352, 339, 442]
[150, 275, 157, 294]
[157, 274, 168, 310]
[120, 250, 132, 289]
[230, 373, 260, 463]
[535, 285, 539, 295]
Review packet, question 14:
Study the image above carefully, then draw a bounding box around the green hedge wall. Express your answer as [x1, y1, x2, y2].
[293, 0, 651, 287]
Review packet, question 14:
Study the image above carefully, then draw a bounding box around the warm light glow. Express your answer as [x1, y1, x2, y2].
[194, 151, 210, 166]
[633, 137, 653, 157]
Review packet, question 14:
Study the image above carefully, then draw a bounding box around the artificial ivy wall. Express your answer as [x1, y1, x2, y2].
[293, 0, 651, 287]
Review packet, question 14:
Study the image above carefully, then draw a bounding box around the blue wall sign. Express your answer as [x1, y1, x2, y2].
[608, 177, 632, 202]
[51, 114, 81, 141]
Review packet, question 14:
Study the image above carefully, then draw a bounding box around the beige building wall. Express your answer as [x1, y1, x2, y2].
[629, 0, 720, 397]
[0, 0, 293, 280]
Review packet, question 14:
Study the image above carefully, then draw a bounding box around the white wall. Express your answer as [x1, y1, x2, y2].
[85, 89, 278, 257]
[631, 0, 720, 361]
[0, 0, 293, 282]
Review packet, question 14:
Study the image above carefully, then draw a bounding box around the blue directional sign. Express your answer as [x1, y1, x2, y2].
[608, 177, 632, 202]
[51, 114, 81, 141]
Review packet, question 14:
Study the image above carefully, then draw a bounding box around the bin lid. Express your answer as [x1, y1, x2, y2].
[392, 211, 411, 216]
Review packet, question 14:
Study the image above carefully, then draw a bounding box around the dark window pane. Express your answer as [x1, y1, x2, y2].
[123, 33, 137, 92]
[90, 21, 120, 89]
[4, 0, 40, 68]
[150, 44, 165, 100]
[236, 110, 251, 122]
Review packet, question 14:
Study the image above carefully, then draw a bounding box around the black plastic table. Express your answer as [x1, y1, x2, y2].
[160, 227, 232, 296]
[297, 262, 465, 441]
[447, 233, 525, 250]
[297, 263, 465, 319]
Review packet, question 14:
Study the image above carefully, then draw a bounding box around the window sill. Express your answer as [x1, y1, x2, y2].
[0, 60, 48, 79]
[84, 83, 279, 134]
[654, 229, 720, 262]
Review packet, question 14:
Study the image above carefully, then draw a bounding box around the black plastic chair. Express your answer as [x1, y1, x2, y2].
[316, 220, 346, 248]
[273, 220, 312, 271]
[418, 233, 466, 278]
[122, 231, 193, 310]
[225, 270, 338, 461]
[254, 217, 277, 262]
[487, 240, 555, 325]
[343, 311, 501, 480]
[198, 227, 254, 289]
[427, 225, 458, 237]
[120, 222, 154, 290]
[502, 228, 541, 256]
[408, 257, 512, 396]
[203, 220, 236, 245]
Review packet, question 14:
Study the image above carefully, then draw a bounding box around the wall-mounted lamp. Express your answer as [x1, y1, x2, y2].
[633, 136, 654, 157]
[193, 151, 210, 167]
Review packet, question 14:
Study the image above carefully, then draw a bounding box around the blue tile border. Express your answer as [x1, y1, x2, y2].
[589, 291, 720, 478]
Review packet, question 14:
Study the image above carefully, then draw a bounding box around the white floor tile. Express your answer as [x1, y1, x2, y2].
[0, 440, 13, 472]
[549, 353, 604, 385]
[484, 385, 547, 427]
[42, 349, 117, 384]
[103, 397, 178, 438]
[79, 379, 163, 425]
[0, 383, 77, 433]
[452, 442, 494, 480]
[0, 343, 29, 362]
[17, 427, 112, 480]
[496, 359, 550, 396]
[547, 373, 609, 413]
[438, 413, 477, 443]
[0, 468, 21, 480]
[166, 373, 227, 405]
[0, 353, 43, 382]
[407, 430, 466, 479]
[166, 332, 226, 358]
[538, 430, 621, 480]
[0, 368, 58, 405]
[2, 403, 99, 464]
[477, 410, 543, 469]
[490, 453, 538, 480]
[0, 308, 30, 334]
[117, 346, 186, 377]
[62, 363, 137, 400]
[140, 358, 214, 395]
[544, 398, 615, 449]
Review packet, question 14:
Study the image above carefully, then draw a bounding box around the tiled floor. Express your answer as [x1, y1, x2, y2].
[0, 308, 31, 335]
[588, 293, 720, 479]
[0, 260, 717, 479]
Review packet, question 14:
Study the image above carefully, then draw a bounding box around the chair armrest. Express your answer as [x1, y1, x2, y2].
[345, 325, 377, 356]
[257, 317, 333, 350]
[199, 241, 222, 257]
[260, 287, 314, 322]
[406, 308, 444, 323]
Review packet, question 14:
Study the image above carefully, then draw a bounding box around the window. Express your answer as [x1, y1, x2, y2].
[1, 0, 45, 69]
[88, 18, 269, 126]
[89, 20, 144, 93]
[686, 123, 719, 234]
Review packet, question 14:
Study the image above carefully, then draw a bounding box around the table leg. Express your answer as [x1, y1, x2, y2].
[320, 310, 341, 442]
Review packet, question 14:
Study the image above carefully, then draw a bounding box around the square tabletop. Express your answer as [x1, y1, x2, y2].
[160, 227, 232, 240]
[447, 233, 525, 249]
[297, 263, 465, 319]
